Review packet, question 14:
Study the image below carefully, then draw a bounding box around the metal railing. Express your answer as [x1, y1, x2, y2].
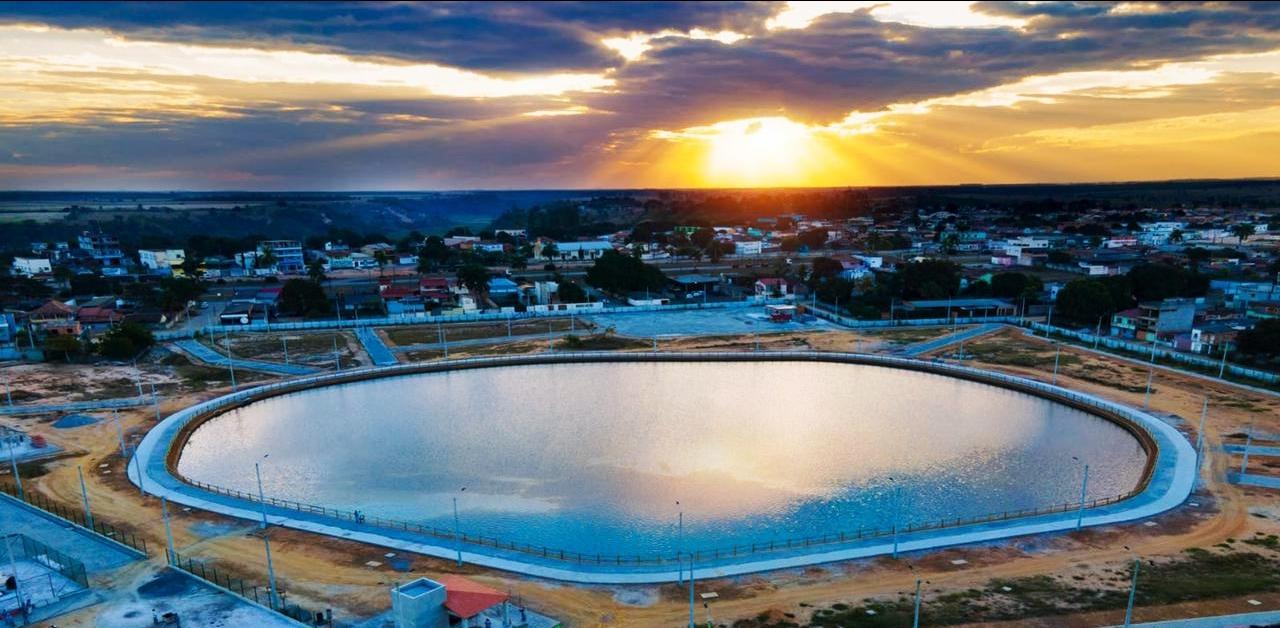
[151, 350, 1163, 569]
[0, 480, 149, 557]
[3, 532, 89, 588]
[168, 550, 320, 625]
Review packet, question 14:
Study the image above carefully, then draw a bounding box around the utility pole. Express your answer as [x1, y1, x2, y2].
[77, 465, 94, 529]
[453, 487, 466, 567]
[5, 536, 26, 625]
[687, 554, 696, 628]
[1218, 344, 1230, 379]
[1076, 463, 1090, 529]
[1052, 343, 1061, 385]
[223, 327, 238, 392]
[255, 460, 269, 529]
[1241, 425, 1254, 475]
[263, 533, 281, 610]
[282, 337, 289, 365]
[151, 383, 160, 422]
[912, 578, 924, 628]
[1123, 557, 1140, 628]
[114, 409, 125, 457]
[162, 496, 176, 565]
[1194, 397, 1208, 468]
[6, 436, 22, 500]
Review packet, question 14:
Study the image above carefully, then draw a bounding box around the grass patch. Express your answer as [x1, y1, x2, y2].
[386, 319, 588, 346]
[556, 333, 648, 351]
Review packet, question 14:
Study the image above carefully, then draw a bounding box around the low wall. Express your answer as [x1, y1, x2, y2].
[134, 351, 1195, 583]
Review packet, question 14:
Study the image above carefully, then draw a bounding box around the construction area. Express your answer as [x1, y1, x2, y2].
[0, 308, 1278, 627]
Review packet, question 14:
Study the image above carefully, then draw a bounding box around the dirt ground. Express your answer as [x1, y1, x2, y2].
[3, 325, 1279, 627]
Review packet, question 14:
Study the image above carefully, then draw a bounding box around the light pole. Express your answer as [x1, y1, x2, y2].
[687, 553, 696, 628]
[223, 327, 238, 392]
[890, 480, 903, 558]
[676, 502, 684, 585]
[912, 577, 925, 628]
[114, 409, 126, 457]
[4, 536, 26, 624]
[263, 532, 281, 610]
[1093, 316, 1103, 350]
[3, 375, 10, 407]
[162, 496, 176, 564]
[151, 382, 160, 422]
[1072, 456, 1089, 529]
[1194, 397, 1208, 469]
[255, 456, 270, 529]
[332, 335, 340, 371]
[1122, 548, 1141, 628]
[1052, 342, 1061, 385]
[77, 465, 94, 529]
[282, 337, 289, 365]
[1218, 344, 1230, 379]
[453, 487, 466, 567]
[6, 435, 23, 500]
[1143, 369, 1154, 409]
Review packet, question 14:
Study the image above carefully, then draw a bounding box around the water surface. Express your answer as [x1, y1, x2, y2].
[178, 361, 1147, 558]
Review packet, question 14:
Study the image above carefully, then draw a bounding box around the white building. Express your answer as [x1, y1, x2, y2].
[138, 249, 186, 275]
[12, 257, 52, 277]
[734, 240, 763, 255]
[852, 254, 884, 269]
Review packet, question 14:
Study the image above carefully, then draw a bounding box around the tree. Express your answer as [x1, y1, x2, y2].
[810, 257, 843, 282]
[690, 228, 715, 250]
[898, 259, 961, 300]
[279, 278, 329, 317]
[44, 334, 83, 362]
[307, 258, 327, 284]
[456, 263, 490, 298]
[1231, 223, 1256, 242]
[990, 272, 1042, 301]
[798, 228, 828, 250]
[97, 335, 136, 360]
[255, 246, 278, 271]
[584, 249, 666, 294]
[373, 249, 390, 276]
[1237, 319, 1280, 360]
[1128, 263, 1193, 302]
[557, 278, 588, 303]
[1168, 229, 1184, 244]
[1055, 279, 1116, 324]
[540, 242, 559, 260]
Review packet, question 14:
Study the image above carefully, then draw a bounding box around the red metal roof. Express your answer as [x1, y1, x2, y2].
[437, 574, 508, 619]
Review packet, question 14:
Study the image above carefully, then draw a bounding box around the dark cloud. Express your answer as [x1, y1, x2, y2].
[0, 1, 779, 72]
[588, 1, 1280, 127]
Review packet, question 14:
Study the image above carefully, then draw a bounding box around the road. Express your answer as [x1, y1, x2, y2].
[354, 326, 398, 365]
[896, 322, 1006, 356]
[171, 339, 321, 375]
[0, 396, 151, 416]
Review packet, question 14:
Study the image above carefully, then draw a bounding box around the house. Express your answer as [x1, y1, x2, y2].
[77, 230, 125, 267]
[487, 277, 520, 298]
[755, 278, 790, 297]
[138, 249, 186, 276]
[219, 302, 259, 325]
[669, 274, 719, 298]
[391, 575, 548, 628]
[382, 285, 425, 315]
[1189, 320, 1246, 355]
[28, 300, 80, 336]
[547, 240, 613, 260]
[77, 305, 125, 333]
[257, 240, 305, 274]
[900, 298, 1016, 319]
[11, 257, 52, 277]
[1111, 299, 1196, 341]
[1246, 300, 1280, 321]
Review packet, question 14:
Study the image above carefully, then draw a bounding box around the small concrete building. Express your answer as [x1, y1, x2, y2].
[391, 578, 449, 628]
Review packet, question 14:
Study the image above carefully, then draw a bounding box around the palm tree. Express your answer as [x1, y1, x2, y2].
[307, 258, 327, 284]
[373, 250, 390, 276]
[1168, 229, 1184, 244]
[256, 246, 278, 272]
[1231, 223, 1255, 243]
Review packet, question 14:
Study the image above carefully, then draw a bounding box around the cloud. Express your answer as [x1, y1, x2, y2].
[0, 1, 779, 72]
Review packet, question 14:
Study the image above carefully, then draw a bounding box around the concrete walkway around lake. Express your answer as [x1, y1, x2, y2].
[171, 339, 320, 376]
[1124, 608, 1280, 627]
[129, 351, 1197, 585]
[0, 396, 151, 416]
[354, 326, 398, 366]
[896, 322, 1006, 356]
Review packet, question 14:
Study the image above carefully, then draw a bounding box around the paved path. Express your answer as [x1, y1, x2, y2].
[129, 351, 1197, 585]
[171, 339, 320, 376]
[392, 330, 572, 353]
[897, 323, 1005, 356]
[354, 326, 398, 366]
[0, 494, 139, 573]
[1125, 608, 1280, 627]
[0, 396, 150, 416]
[1228, 472, 1280, 489]
[1223, 444, 1280, 457]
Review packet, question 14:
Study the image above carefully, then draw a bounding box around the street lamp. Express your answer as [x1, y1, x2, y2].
[907, 562, 929, 628]
[255, 455, 270, 529]
[1072, 456, 1089, 529]
[1052, 342, 1062, 385]
[453, 487, 466, 567]
[1121, 546, 1145, 628]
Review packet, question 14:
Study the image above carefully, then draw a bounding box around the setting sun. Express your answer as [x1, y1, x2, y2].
[651, 116, 846, 187]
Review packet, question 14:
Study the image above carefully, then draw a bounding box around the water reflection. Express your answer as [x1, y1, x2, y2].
[178, 362, 1147, 556]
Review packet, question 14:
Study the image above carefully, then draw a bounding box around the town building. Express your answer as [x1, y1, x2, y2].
[11, 256, 52, 277]
[77, 230, 124, 267]
[138, 249, 186, 276]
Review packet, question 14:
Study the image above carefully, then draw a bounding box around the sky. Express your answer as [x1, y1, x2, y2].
[1, 1, 1279, 190]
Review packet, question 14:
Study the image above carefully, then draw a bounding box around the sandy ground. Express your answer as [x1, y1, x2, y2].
[4, 325, 1279, 627]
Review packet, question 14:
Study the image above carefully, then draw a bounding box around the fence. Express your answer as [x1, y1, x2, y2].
[153, 350, 1163, 570]
[0, 480, 149, 557]
[154, 297, 793, 341]
[1027, 322, 1279, 385]
[3, 532, 89, 589]
[168, 549, 323, 625]
[184, 476, 1134, 567]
